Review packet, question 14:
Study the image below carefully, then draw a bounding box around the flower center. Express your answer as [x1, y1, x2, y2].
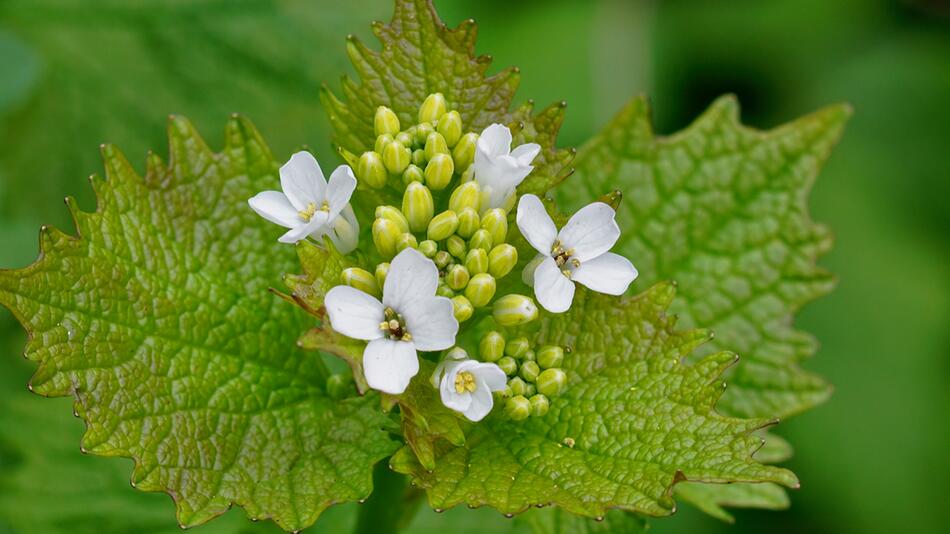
[454, 371, 477, 394]
[379, 307, 412, 341]
[298, 201, 330, 222]
[551, 240, 581, 278]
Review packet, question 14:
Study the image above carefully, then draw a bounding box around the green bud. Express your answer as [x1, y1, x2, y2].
[525, 383, 537, 397]
[419, 92, 447, 123]
[537, 346, 564, 369]
[375, 205, 409, 233]
[479, 331, 506, 362]
[424, 154, 454, 191]
[505, 336, 530, 358]
[341, 267, 379, 297]
[445, 346, 469, 361]
[469, 229, 493, 252]
[402, 163, 424, 186]
[326, 373, 355, 400]
[382, 140, 411, 174]
[395, 131, 413, 147]
[451, 295, 474, 323]
[434, 250, 452, 269]
[465, 273, 496, 307]
[375, 262, 390, 288]
[449, 181, 481, 213]
[437, 110, 463, 147]
[402, 181, 434, 233]
[375, 134, 393, 154]
[497, 356, 518, 376]
[427, 210, 459, 241]
[372, 218, 400, 258]
[481, 208, 508, 244]
[456, 208, 480, 239]
[497, 385, 513, 399]
[424, 132, 449, 161]
[522, 350, 536, 362]
[412, 148, 426, 167]
[445, 264, 471, 291]
[396, 232, 418, 253]
[446, 235, 467, 259]
[460, 163, 475, 184]
[520, 360, 541, 383]
[488, 244, 518, 279]
[529, 394, 550, 417]
[357, 151, 387, 189]
[419, 239, 438, 258]
[504, 395, 530, 421]
[465, 248, 489, 275]
[493, 294, 539, 327]
[453, 132, 478, 171]
[537, 368, 567, 397]
[412, 121, 432, 144]
[374, 106, 401, 137]
[508, 376, 527, 397]
[437, 283, 455, 298]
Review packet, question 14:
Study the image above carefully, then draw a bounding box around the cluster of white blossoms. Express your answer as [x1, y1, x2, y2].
[249, 94, 638, 422]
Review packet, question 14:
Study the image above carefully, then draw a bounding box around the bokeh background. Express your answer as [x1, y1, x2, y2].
[1, 0, 947, 532]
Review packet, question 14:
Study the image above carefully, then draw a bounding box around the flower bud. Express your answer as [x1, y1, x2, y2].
[437, 283, 455, 298]
[504, 395, 530, 421]
[424, 153, 454, 191]
[402, 181, 434, 233]
[456, 208, 480, 239]
[505, 336, 530, 358]
[537, 368, 567, 397]
[375, 205, 409, 233]
[520, 360, 540, 383]
[493, 294, 538, 327]
[465, 273, 496, 307]
[480, 208, 508, 244]
[479, 331, 505, 362]
[488, 244, 518, 278]
[537, 346, 564, 369]
[395, 131, 413, 147]
[497, 385, 513, 399]
[341, 267, 379, 297]
[412, 148, 426, 167]
[497, 356, 518, 376]
[375, 134, 393, 154]
[427, 210, 459, 241]
[449, 181, 480, 213]
[372, 218, 400, 258]
[382, 140, 411, 174]
[396, 232, 418, 253]
[508, 377, 527, 397]
[451, 295, 474, 323]
[326, 373, 355, 400]
[529, 394, 549, 417]
[375, 262, 390, 288]
[445, 346, 469, 361]
[469, 229, 493, 252]
[402, 164, 424, 186]
[374, 106, 401, 137]
[460, 163, 475, 184]
[446, 264, 471, 291]
[446, 235, 467, 260]
[356, 151, 387, 189]
[465, 248, 488, 275]
[419, 239, 438, 258]
[424, 132, 449, 161]
[522, 350, 536, 363]
[437, 110, 463, 147]
[418, 92, 447, 123]
[434, 250, 452, 269]
[453, 132, 478, 171]
[415, 122, 435, 145]
[525, 383, 536, 397]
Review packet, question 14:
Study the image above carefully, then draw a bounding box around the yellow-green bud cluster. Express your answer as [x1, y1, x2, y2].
[480, 332, 568, 421]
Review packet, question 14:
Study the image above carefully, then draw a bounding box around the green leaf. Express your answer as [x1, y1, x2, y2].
[517, 508, 647, 534]
[391, 283, 797, 518]
[0, 116, 398, 532]
[674, 481, 789, 523]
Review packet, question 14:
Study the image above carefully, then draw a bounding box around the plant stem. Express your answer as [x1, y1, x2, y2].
[354, 461, 422, 534]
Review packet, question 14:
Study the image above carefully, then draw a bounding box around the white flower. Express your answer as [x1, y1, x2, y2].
[248, 151, 359, 253]
[431, 353, 507, 422]
[324, 248, 459, 394]
[474, 124, 541, 211]
[517, 194, 638, 313]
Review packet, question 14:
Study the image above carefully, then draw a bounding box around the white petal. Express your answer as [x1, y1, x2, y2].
[533, 256, 575, 313]
[472, 363, 507, 391]
[516, 194, 557, 254]
[462, 382, 494, 422]
[521, 253, 546, 287]
[402, 296, 458, 352]
[248, 191, 300, 228]
[439, 362, 472, 412]
[557, 202, 620, 262]
[328, 204, 359, 254]
[325, 165, 357, 218]
[383, 248, 439, 311]
[477, 123, 513, 158]
[510, 143, 541, 166]
[280, 151, 326, 210]
[278, 211, 328, 244]
[572, 252, 639, 296]
[363, 339, 419, 394]
[324, 285, 385, 340]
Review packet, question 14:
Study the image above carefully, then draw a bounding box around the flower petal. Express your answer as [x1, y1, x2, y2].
[533, 256, 575, 313]
[280, 151, 326, 210]
[363, 338, 419, 394]
[439, 362, 472, 412]
[557, 202, 620, 262]
[403, 295, 458, 352]
[510, 143, 541, 166]
[248, 191, 300, 228]
[383, 248, 439, 311]
[324, 285, 385, 340]
[572, 252, 639, 296]
[325, 165, 357, 218]
[277, 211, 328, 244]
[477, 123, 512, 158]
[516, 194, 558, 255]
[463, 381, 494, 422]
[328, 204, 359, 254]
[473, 363, 507, 391]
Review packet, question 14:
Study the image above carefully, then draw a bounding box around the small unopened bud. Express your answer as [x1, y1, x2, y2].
[453, 132, 478, 170]
[434, 250, 452, 269]
[520, 361, 540, 383]
[418, 92, 447, 124]
[374, 106, 401, 137]
[437, 110, 463, 147]
[396, 232, 418, 253]
[419, 239, 438, 258]
[497, 385, 513, 399]
[326, 373, 355, 400]
[424, 132, 449, 161]
[402, 181, 434, 233]
[479, 331, 506, 362]
[424, 153, 454, 191]
[427, 210, 459, 241]
[537, 368, 567, 397]
[497, 356, 518, 376]
[522, 350, 536, 362]
[375, 134, 393, 154]
[375, 205, 409, 233]
[529, 394, 550, 417]
[412, 148, 426, 167]
[456, 208, 480, 239]
[504, 395, 530, 421]
[445, 346, 469, 361]
[508, 377, 527, 397]
[342, 267, 379, 296]
[480, 208, 508, 244]
[525, 383, 536, 397]
[375, 262, 390, 288]
[372, 218, 400, 258]
[446, 235, 467, 259]
[460, 163, 475, 184]
[437, 283, 455, 298]
[357, 151, 387, 189]
[469, 229, 493, 252]
[488, 244, 518, 278]
[449, 181, 480, 213]
[395, 131, 413, 147]
[465, 273, 496, 307]
[402, 163, 424, 186]
[465, 248, 488, 275]
[494, 295, 538, 327]
[446, 264, 471, 291]
[412, 121, 432, 143]
[505, 336, 530, 358]
[451, 295, 474, 323]
[537, 346, 564, 369]
[382, 140, 411, 174]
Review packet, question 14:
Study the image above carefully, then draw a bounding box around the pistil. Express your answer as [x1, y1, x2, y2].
[378, 307, 412, 341]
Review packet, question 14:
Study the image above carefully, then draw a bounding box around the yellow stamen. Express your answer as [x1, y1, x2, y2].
[454, 371, 477, 394]
[298, 202, 318, 222]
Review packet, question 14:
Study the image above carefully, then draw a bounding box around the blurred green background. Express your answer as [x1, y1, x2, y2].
[1, 0, 947, 532]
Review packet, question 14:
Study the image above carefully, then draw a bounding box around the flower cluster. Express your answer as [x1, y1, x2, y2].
[476, 331, 568, 421]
